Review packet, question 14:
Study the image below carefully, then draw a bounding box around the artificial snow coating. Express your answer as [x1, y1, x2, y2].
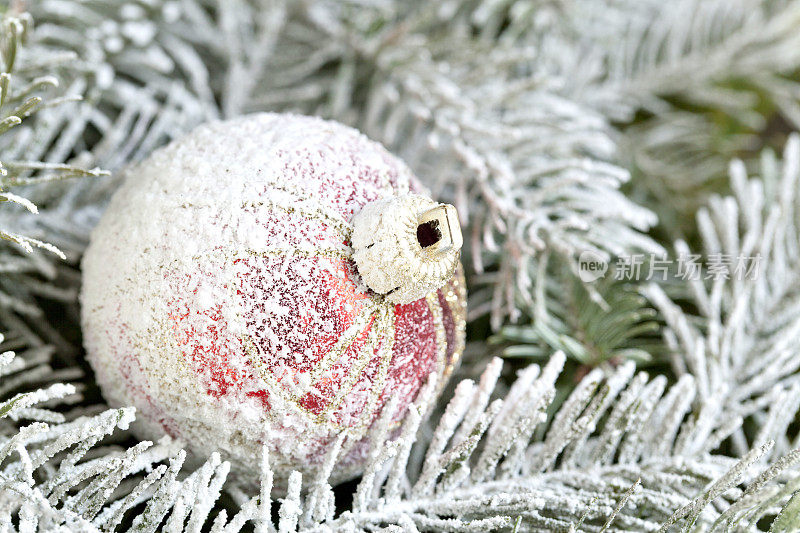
[81, 113, 466, 487]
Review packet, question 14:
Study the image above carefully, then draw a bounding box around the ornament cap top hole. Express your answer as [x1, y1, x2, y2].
[417, 203, 463, 254]
[416, 220, 440, 248]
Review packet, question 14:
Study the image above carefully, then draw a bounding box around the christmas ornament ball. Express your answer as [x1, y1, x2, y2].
[81, 113, 466, 486]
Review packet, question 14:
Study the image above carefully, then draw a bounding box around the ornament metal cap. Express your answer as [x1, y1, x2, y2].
[351, 194, 463, 304]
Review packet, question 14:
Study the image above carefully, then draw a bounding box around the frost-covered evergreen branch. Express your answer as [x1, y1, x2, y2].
[4, 348, 800, 531]
[586, 0, 800, 230]
[496, 275, 660, 368]
[0, 11, 106, 356]
[645, 134, 800, 463]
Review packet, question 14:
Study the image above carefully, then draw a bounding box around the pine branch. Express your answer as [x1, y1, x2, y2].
[496, 275, 660, 368]
[644, 134, 800, 460]
[1, 345, 798, 531]
[592, 0, 800, 236]
[0, 11, 108, 362]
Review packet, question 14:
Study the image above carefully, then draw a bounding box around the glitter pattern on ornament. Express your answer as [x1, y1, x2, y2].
[81, 113, 466, 487]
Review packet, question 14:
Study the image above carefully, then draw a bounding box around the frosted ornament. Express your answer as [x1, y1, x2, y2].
[81, 113, 466, 487]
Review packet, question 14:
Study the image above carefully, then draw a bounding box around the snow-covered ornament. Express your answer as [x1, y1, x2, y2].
[81, 113, 466, 487]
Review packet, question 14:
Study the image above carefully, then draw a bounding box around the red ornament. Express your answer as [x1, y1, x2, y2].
[81, 113, 466, 486]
